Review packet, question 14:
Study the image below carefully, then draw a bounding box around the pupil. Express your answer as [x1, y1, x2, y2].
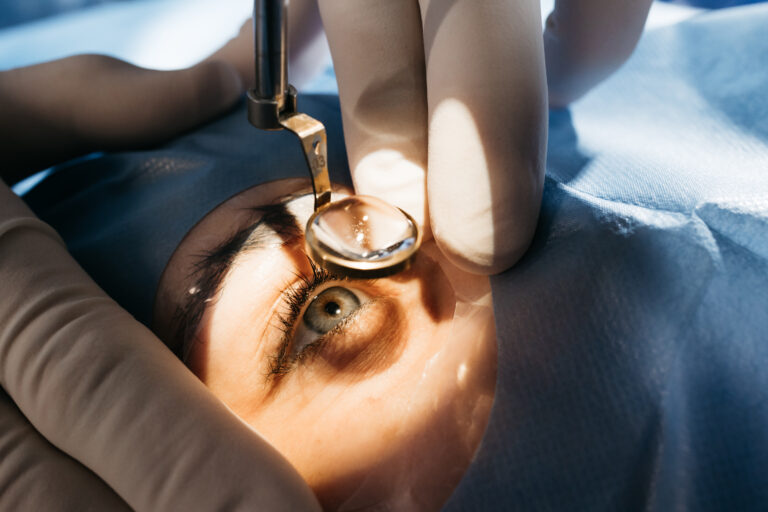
[324, 301, 342, 316]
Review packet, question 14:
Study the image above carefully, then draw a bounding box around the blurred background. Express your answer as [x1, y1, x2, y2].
[0, 0, 764, 30]
[1, 0, 761, 75]
[0, 0, 253, 71]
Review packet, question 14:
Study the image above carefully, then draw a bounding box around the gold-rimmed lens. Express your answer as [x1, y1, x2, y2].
[305, 195, 422, 278]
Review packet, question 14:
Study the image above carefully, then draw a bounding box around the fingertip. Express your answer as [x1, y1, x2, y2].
[433, 223, 534, 276]
[430, 197, 540, 276]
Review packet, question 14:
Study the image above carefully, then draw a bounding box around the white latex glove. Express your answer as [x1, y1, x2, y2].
[0, 55, 244, 185]
[544, 0, 654, 107]
[206, 0, 548, 275]
[318, 0, 656, 274]
[317, 0, 548, 275]
[210, 0, 652, 275]
[0, 55, 320, 511]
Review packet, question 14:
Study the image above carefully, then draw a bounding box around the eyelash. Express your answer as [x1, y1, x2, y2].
[269, 259, 345, 378]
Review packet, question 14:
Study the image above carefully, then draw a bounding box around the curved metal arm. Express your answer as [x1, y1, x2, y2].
[247, 0, 331, 211]
[280, 114, 332, 211]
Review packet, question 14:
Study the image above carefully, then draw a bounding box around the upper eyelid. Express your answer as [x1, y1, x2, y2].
[271, 272, 376, 377]
[293, 299, 376, 365]
[278, 269, 346, 334]
[278, 264, 378, 332]
[288, 280, 371, 332]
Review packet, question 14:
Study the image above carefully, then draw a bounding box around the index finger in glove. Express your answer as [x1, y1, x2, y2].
[544, 0, 653, 107]
[0, 186, 320, 511]
[318, 0, 430, 228]
[420, 0, 547, 274]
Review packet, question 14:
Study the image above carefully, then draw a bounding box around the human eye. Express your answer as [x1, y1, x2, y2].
[292, 286, 371, 357]
[270, 263, 372, 376]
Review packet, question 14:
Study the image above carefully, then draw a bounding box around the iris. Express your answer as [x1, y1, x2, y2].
[303, 286, 361, 334]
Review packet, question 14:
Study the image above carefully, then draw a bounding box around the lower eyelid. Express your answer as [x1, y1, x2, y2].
[298, 297, 407, 380]
[292, 300, 368, 363]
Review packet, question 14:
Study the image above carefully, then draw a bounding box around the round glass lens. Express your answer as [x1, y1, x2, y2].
[307, 196, 418, 263]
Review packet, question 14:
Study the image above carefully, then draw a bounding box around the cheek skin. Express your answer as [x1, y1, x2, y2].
[260, 292, 487, 511]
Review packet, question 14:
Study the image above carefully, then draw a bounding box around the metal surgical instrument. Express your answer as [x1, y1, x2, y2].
[247, 0, 422, 278]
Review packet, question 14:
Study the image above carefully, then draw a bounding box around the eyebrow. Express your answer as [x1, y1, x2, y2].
[168, 201, 302, 361]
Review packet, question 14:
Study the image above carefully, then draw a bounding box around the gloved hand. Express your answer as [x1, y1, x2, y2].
[317, 0, 547, 274]
[544, 0, 654, 107]
[206, 0, 548, 274]
[214, 0, 653, 274]
[0, 55, 319, 511]
[318, 0, 655, 274]
[0, 388, 131, 511]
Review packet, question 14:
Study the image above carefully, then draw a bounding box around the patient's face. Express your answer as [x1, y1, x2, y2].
[154, 178, 496, 511]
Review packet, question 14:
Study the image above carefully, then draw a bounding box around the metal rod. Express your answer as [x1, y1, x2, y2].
[250, 0, 331, 212]
[253, 0, 288, 109]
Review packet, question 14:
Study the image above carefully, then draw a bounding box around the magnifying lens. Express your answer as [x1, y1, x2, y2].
[247, 0, 422, 278]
